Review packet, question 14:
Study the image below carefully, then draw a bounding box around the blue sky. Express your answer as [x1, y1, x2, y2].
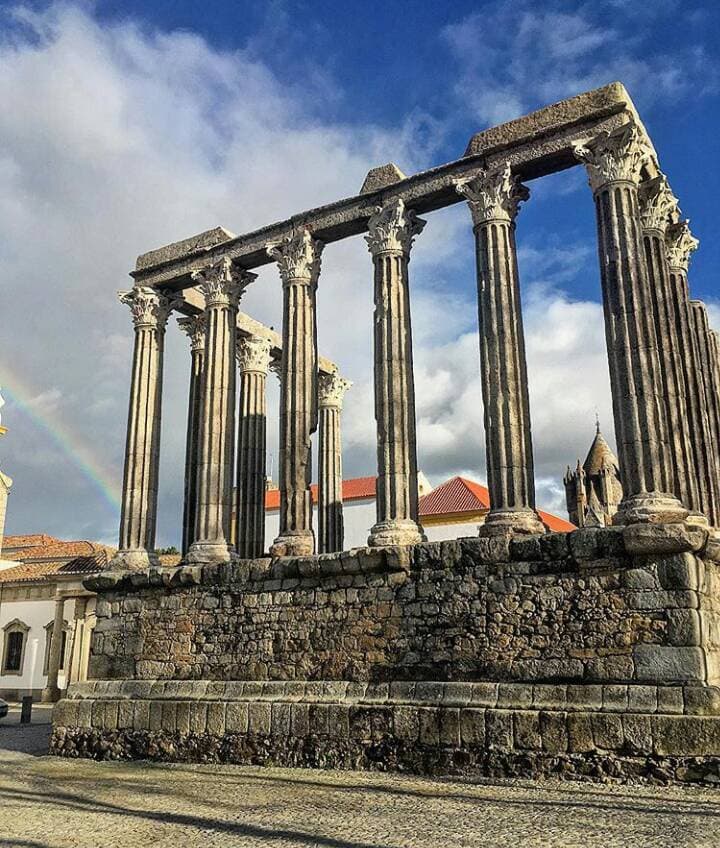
[0, 0, 718, 545]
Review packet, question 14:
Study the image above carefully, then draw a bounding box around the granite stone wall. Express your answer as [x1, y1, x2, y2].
[87, 524, 720, 687]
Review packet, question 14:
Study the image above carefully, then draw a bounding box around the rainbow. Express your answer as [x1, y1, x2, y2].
[0, 375, 122, 514]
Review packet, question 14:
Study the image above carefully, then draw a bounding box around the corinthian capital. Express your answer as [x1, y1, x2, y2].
[455, 163, 529, 226]
[191, 257, 255, 308]
[573, 123, 649, 192]
[365, 198, 426, 256]
[177, 313, 206, 352]
[236, 335, 272, 374]
[267, 228, 323, 285]
[665, 219, 699, 272]
[318, 371, 352, 409]
[639, 174, 679, 233]
[118, 286, 178, 330]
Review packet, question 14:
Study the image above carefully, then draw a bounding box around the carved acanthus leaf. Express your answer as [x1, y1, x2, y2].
[364, 198, 426, 256]
[236, 335, 272, 374]
[318, 371, 352, 409]
[455, 163, 529, 225]
[572, 123, 650, 192]
[639, 174, 679, 233]
[665, 219, 699, 272]
[118, 286, 179, 330]
[191, 257, 255, 308]
[267, 228, 324, 285]
[177, 313, 206, 352]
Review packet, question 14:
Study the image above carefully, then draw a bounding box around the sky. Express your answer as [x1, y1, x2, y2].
[0, 0, 718, 547]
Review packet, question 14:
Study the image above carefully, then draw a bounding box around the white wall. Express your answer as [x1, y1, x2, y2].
[265, 498, 377, 552]
[423, 521, 480, 542]
[0, 594, 79, 698]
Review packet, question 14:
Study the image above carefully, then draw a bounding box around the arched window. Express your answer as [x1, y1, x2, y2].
[2, 619, 30, 676]
[43, 620, 70, 675]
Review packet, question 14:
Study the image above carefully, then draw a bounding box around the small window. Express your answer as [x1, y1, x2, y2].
[2, 620, 29, 676]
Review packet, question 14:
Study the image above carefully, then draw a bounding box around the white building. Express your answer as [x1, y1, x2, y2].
[0, 535, 106, 701]
[264, 473, 574, 550]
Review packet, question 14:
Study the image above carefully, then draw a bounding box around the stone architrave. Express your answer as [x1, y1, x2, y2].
[638, 176, 698, 512]
[177, 313, 206, 556]
[690, 302, 720, 527]
[42, 594, 66, 703]
[665, 220, 717, 523]
[574, 123, 687, 525]
[456, 163, 545, 535]
[236, 335, 271, 559]
[365, 198, 426, 547]
[186, 258, 255, 565]
[267, 229, 323, 557]
[114, 286, 177, 570]
[317, 371, 352, 554]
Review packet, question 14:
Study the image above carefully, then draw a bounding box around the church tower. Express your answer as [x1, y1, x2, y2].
[564, 421, 623, 527]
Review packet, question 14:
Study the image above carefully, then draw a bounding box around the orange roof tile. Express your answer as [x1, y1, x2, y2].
[419, 477, 490, 516]
[0, 551, 107, 583]
[3, 533, 60, 550]
[538, 510, 576, 533]
[265, 476, 376, 510]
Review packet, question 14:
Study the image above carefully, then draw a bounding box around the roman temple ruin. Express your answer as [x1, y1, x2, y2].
[51, 83, 720, 782]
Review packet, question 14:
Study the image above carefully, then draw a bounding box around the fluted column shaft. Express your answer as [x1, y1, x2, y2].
[318, 372, 351, 553]
[665, 220, 715, 521]
[114, 286, 175, 570]
[639, 177, 698, 511]
[187, 259, 253, 565]
[236, 336, 271, 559]
[268, 230, 323, 557]
[574, 124, 687, 524]
[366, 199, 426, 547]
[42, 594, 65, 703]
[456, 164, 544, 535]
[690, 302, 720, 526]
[178, 314, 205, 555]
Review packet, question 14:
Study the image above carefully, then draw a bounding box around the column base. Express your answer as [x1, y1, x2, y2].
[185, 541, 235, 565]
[41, 686, 61, 704]
[479, 508, 546, 537]
[367, 519, 425, 547]
[108, 549, 159, 572]
[270, 531, 315, 557]
[687, 511, 712, 529]
[613, 492, 689, 526]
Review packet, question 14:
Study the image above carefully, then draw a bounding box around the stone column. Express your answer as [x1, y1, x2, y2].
[574, 124, 687, 525]
[42, 594, 65, 703]
[690, 301, 720, 526]
[365, 199, 426, 547]
[114, 286, 177, 570]
[186, 258, 255, 565]
[665, 220, 716, 523]
[318, 371, 352, 554]
[236, 335, 271, 559]
[267, 229, 323, 556]
[177, 313, 206, 556]
[456, 164, 544, 535]
[67, 597, 88, 686]
[638, 176, 699, 512]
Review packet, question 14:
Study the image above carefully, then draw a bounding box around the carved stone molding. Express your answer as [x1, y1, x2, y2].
[365, 198, 426, 256]
[639, 174, 679, 233]
[455, 163, 529, 225]
[236, 335, 272, 374]
[191, 257, 256, 308]
[665, 219, 699, 272]
[267, 228, 324, 285]
[318, 371, 352, 410]
[118, 286, 178, 330]
[177, 313, 206, 352]
[573, 122, 650, 192]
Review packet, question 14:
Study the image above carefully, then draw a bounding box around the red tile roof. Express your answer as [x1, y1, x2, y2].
[0, 550, 108, 583]
[265, 476, 376, 510]
[3, 533, 60, 550]
[418, 476, 575, 532]
[0, 537, 111, 583]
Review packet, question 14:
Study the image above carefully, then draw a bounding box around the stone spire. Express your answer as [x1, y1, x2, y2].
[564, 422, 623, 528]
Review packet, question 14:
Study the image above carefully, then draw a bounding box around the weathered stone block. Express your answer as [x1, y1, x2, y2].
[327, 705, 350, 738]
[684, 686, 720, 716]
[440, 708, 460, 746]
[249, 702, 271, 735]
[569, 529, 600, 561]
[419, 708, 440, 745]
[591, 713, 624, 750]
[207, 702, 226, 736]
[666, 609, 702, 646]
[656, 554, 699, 590]
[513, 710, 541, 749]
[226, 702, 249, 734]
[175, 701, 191, 735]
[623, 714, 652, 754]
[149, 701, 163, 731]
[603, 685, 628, 711]
[133, 701, 150, 731]
[291, 704, 309, 737]
[634, 645, 706, 683]
[567, 713, 594, 753]
[188, 702, 206, 735]
[540, 711, 568, 753]
[485, 710, 513, 750]
[657, 687, 684, 715]
[497, 683, 532, 709]
[394, 706, 420, 742]
[460, 708, 485, 746]
[472, 683, 498, 708]
[627, 686, 657, 713]
[566, 685, 602, 712]
[652, 715, 720, 756]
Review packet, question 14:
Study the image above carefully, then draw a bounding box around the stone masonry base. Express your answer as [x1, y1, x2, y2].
[51, 680, 720, 785]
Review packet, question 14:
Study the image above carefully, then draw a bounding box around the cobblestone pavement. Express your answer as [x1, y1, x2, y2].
[1, 714, 720, 848]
